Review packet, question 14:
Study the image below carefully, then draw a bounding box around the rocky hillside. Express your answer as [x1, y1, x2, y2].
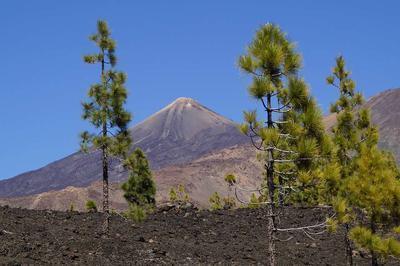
[0, 144, 261, 210]
[0, 98, 247, 198]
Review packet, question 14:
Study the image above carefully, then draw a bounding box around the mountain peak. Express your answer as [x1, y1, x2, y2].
[129, 97, 247, 168]
[164, 97, 197, 110]
[133, 97, 235, 142]
[173, 97, 195, 103]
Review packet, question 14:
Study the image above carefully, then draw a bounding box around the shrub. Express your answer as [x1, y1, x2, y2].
[169, 184, 190, 204]
[124, 204, 147, 222]
[86, 200, 97, 212]
[209, 192, 223, 211]
[209, 192, 236, 211]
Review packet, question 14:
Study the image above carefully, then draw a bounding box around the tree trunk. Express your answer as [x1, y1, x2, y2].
[267, 203, 276, 266]
[266, 93, 276, 266]
[278, 175, 283, 207]
[344, 223, 353, 265]
[100, 53, 110, 235]
[102, 123, 110, 235]
[370, 221, 378, 266]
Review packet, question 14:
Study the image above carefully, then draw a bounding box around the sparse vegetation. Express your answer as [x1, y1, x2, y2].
[169, 184, 190, 204]
[209, 192, 223, 210]
[85, 200, 97, 212]
[248, 193, 261, 209]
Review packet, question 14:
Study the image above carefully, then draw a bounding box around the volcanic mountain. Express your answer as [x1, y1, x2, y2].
[0, 97, 248, 198]
[1, 88, 400, 210]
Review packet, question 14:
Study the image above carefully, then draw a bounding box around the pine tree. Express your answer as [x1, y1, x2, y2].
[323, 55, 372, 265]
[347, 146, 400, 265]
[237, 23, 331, 265]
[325, 56, 400, 265]
[121, 149, 156, 223]
[121, 148, 156, 207]
[80, 20, 132, 234]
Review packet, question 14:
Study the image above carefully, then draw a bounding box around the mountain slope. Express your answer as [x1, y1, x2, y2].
[0, 98, 247, 198]
[0, 144, 261, 210]
[1, 88, 400, 207]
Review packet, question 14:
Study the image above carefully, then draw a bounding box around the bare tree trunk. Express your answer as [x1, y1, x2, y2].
[344, 223, 353, 265]
[267, 203, 276, 266]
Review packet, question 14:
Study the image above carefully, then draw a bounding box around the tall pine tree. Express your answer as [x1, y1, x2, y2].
[237, 23, 331, 265]
[80, 20, 131, 233]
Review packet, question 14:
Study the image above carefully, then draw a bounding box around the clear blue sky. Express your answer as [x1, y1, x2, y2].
[1, 1, 399, 180]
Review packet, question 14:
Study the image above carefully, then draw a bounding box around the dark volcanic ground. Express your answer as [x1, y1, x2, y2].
[0, 206, 396, 265]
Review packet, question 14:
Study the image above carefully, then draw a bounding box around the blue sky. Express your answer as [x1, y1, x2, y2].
[1, 0, 399, 180]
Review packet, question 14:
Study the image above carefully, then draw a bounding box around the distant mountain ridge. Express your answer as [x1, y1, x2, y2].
[0, 97, 248, 198]
[1, 88, 400, 208]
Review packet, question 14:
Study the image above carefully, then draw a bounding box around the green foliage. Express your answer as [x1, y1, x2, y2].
[169, 187, 178, 202]
[238, 23, 301, 80]
[224, 174, 237, 186]
[121, 149, 156, 207]
[80, 20, 132, 159]
[238, 23, 330, 207]
[169, 184, 190, 204]
[323, 56, 400, 263]
[209, 192, 223, 211]
[85, 200, 97, 212]
[346, 146, 400, 219]
[209, 192, 236, 211]
[223, 196, 236, 209]
[248, 193, 261, 209]
[350, 227, 400, 259]
[326, 217, 338, 233]
[69, 203, 75, 212]
[124, 203, 147, 223]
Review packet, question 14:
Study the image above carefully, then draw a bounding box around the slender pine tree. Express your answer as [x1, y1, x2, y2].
[80, 20, 132, 234]
[237, 23, 331, 265]
[325, 56, 400, 265]
[324, 55, 373, 265]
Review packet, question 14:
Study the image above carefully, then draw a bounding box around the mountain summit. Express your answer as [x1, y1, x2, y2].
[134, 97, 235, 142]
[0, 98, 247, 198]
[131, 97, 246, 169]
